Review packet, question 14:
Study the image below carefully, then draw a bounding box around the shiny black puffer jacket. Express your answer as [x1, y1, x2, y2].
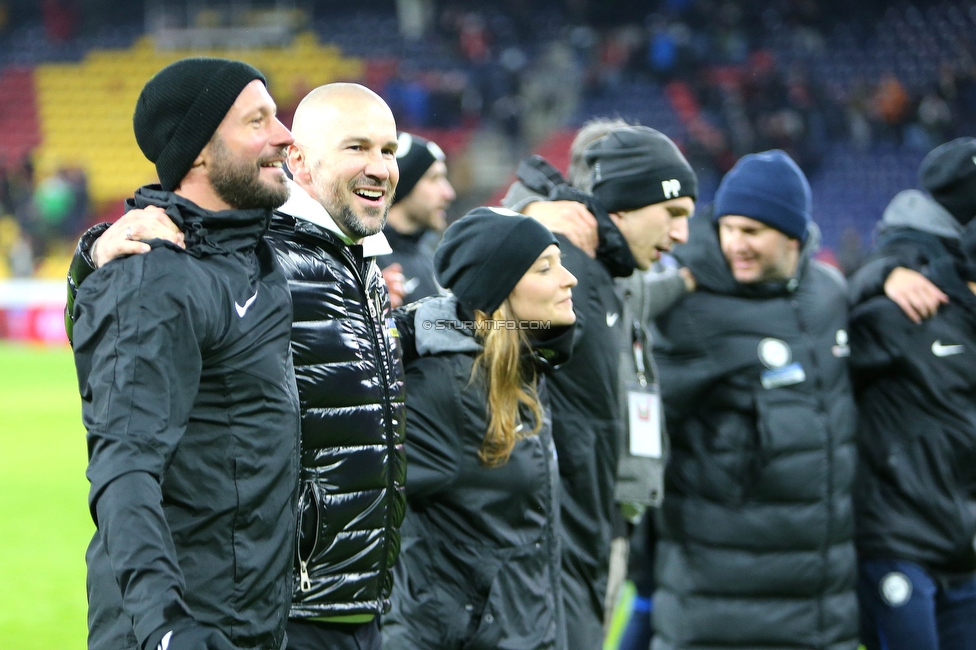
[267, 211, 407, 619]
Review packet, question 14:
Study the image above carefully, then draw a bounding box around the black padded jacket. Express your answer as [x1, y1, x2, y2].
[651, 212, 859, 650]
[72, 186, 301, 650]
[268, 183, 407, 620]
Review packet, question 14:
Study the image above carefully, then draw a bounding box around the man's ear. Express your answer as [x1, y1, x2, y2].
[607, 210, 625, 231]
[190, 145, 208, 171]
[287, 144, 310, 184]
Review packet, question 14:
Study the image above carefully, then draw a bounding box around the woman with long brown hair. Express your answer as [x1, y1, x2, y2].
[383, 207, 577, 650]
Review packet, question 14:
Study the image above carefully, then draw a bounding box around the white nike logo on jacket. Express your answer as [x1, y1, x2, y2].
[235, 289, 258, 317]
[931, 340, 964, 357]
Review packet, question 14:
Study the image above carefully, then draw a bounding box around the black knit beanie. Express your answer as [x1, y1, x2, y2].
[919, 137, 976, 227]
[133, 57, 267, 191]
[393, 132, 445, 204]
[434, 207, 558, 315]
[585, 126, 697, 213]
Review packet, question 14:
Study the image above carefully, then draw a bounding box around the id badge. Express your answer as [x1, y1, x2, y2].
[627, 384, 662, 458]
[760, 362, 806, 389]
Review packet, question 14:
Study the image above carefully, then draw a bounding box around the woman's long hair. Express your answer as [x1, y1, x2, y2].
[470, 302, 545, 467]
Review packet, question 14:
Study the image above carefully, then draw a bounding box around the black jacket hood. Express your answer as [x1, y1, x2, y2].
[515, 155, 638, 278]
[127, 185, 273, 257]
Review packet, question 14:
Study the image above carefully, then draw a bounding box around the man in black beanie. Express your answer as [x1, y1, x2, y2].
[844, 139, 976, 650]
[377, 132, 456, 306]
[66, 57, 301, 650]
[501, 119, 699, 650]
[496, 124, 696, 650]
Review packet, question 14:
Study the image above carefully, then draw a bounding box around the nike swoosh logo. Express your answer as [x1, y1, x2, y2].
[932, 340, 964, 357]
[403, 277, 421, 295]
[235, 288, 258, 318]
[157, 630, 172, 650]
[606, 312, 619, 327]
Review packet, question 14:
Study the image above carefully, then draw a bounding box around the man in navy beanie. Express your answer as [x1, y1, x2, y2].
[650, 150, 861, 650]
[711, 149, 811, 283]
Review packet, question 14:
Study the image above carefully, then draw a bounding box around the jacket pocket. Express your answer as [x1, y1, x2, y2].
[753, 388, 823, 456]
[460, 545, 558, 650]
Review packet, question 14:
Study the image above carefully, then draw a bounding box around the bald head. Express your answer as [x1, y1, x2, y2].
[291, 83, 393, 147]
[287, 83, 399, 241]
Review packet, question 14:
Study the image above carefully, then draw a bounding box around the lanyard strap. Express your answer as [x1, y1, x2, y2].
[632, 320, 647, 387]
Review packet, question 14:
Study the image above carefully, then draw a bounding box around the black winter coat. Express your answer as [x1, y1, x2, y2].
[73, 187, 301, 650]
[267, 183, 407, 619]
[651, 213, 859, 650]
[376, 225, 441, 304]
[383, 296, 566, 650]
[850, 253, 976, 574]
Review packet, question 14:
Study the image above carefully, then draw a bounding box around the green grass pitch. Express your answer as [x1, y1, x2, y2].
[0, 342, 90, 648]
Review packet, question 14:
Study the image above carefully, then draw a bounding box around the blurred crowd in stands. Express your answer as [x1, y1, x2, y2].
[2, 0, 976, 278]
[0, 159, 89, 277]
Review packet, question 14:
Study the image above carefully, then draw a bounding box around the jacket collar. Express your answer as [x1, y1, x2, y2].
[127, 185, 271, 257]
[278, 179, 392, 257]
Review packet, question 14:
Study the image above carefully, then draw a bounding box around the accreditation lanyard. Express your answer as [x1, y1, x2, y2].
[627, 320, 662, 459]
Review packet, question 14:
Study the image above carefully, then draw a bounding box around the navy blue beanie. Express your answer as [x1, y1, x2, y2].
[713, 150, 811, 242]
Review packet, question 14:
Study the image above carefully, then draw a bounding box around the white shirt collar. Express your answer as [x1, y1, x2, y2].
[278, 179, 392, 257]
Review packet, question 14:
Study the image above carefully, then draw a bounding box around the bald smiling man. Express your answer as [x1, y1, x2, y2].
[269, 82, 406, 650]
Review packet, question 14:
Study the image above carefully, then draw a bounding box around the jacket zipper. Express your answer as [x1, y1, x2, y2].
[791, 295, 833, 643]
[296, 481, 320, 593]
[343, 250, 399, 593]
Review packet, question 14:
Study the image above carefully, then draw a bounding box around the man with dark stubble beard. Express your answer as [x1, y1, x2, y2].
[68, 57, 301, 650]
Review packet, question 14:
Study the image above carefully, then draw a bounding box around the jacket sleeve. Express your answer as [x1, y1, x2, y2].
[65, 222, 111, 345]
[848, 299, 910, 389]
[403, 357, 465, 499]
[643, 267, 689, 322]
[846, 255, 900, 306]
[847, 237, 935, 306]
[73, 250, 210, 647]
